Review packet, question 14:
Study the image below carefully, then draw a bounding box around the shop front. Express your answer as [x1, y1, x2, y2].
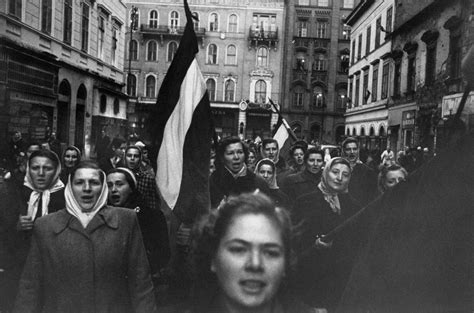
[388, 102, 418, 152]
[211, 107, 238, 138]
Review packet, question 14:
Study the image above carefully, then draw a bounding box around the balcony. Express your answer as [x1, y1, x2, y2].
[292, 69, 307, 82]
[248, 26, 278, 50]
[140, 24, 206, 45]
[311, 71, 327, 84]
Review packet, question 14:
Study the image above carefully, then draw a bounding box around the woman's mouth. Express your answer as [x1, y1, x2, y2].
[239, 280, 266, 294]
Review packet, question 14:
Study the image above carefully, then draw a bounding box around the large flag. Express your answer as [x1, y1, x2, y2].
[270, 99, 297, 154]
[149, 0, 212, 223]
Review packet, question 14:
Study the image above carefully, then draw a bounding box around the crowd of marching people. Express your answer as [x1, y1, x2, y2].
[0, 128, 432, 313]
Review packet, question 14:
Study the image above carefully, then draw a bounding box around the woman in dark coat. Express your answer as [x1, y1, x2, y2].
[59, 145, 82, 183]
[254, 158, 290, 209]
[209, 137, 269, 208]
[13, 161, 157, 313]
[291, 157, 366, 312]
[106, 167, 170, 277]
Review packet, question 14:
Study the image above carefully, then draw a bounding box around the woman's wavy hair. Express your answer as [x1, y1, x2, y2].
[190, 192, 295, 311]
[377, 163, 408, 193]
[215, 137, 248, 171]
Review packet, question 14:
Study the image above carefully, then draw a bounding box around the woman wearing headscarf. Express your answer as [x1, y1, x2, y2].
[254, 158, 289, 208]
[59, 145, 82, 183]
[13, 161, 158, 313]
[291, 157, 366, 312]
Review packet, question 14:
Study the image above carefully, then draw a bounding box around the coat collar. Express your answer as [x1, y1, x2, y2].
[52, 206, 119, 234]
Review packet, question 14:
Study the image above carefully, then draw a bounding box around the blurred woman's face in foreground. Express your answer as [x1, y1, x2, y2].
[211, 213, 285, 311]
[384, 169, 406, 190]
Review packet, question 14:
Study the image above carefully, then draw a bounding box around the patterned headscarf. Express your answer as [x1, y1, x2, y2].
[318, 157, 351, 214]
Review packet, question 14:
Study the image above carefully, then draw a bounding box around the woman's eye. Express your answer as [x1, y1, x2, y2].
[264, 249, 282, 258]
[228, 246, 247, 254]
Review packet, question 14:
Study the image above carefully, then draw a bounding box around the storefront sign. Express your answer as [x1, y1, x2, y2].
[402, 110, 415, 128]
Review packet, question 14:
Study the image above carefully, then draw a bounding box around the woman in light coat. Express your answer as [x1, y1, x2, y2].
[13, 161, 157, 313]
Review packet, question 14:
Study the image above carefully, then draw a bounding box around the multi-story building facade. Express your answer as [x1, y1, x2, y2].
[0, 0, 128, 158]
[281, 0, 358, 145]
[386, 0, 473, 153]
[344, 0, 394, 151]
[124, 0, 285, 141]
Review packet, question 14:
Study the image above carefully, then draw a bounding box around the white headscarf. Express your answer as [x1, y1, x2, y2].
[255, 158, 279, 189]
[24, 151, 64, 221]
[65, 169, 109, 228]
[318, 157, 351, 215]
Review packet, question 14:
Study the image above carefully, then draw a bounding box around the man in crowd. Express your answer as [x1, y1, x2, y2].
[341, 137, 378, 207]
[280, 147, 324, 205]
[98, 138, 126, 173]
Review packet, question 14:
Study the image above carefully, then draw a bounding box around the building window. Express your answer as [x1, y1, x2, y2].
[256, 47, 268, 67]
[407, 56, 416, 93]
[254, 80, 267, 103]
[351, 40, 356, 64]
[147, 41, 158, 61]
[192, 12, 199, 30]
[63, 0, 73, 44]
[224, 79, 235, 102]
[312, 86, 325, 108]
[375, 17, 381, 49]
[363, 70, 369, 104]
[316, 19, 328, 38]
[354, 75, 360, 107]
[372, 64, 379, 101]
[100, 95, 107, 113]
[386, 6, 393, 34]
[170, 11, 179, 29]
[342, 24, 350, 40]
[80, 3, 89, 52]
[98, 15, 105, 59]
[146, 75, 156, 98]
[425, 44, 437, 85]
[357, 34, 362, 60]
[207, 44, 218, 64]
[313, 54, 326, 71]
[226, 45, 237, 65]
[348, 77, 353, 106]
[129, 39, 138, 60]
[449, 35, 461, 79]
[113, 98, 120, 115]
[299, 0, 309, 5]
[111, 27, 118, 65]
[337, 87, 347, 110]
[293, 86, 305, 107]
[41, 0, 52, 34]
[340, 53, 349, 73]
[167, 41, 178, 62]
[343, 0, 354, 8]
[149, 10, 158, 28]
[393, 60, 401, 97]
[381, 62, 389, 99]
[209, 13, 219, 31]
[297, 20, 308, 37]
[206, 79, 216, 101]
[317, 0, 329, 6]
[228, 14, 238, 32]
[366, 26, 371, 55]
[127, 74, 137, 97]
[8, 0, 22, 19]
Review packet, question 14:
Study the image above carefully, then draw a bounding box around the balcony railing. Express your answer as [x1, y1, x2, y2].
[311, 71, 327, 83]
[293, 69, 307, 82]
[140, 24, 206, 36]
[248, 26, 279, 49]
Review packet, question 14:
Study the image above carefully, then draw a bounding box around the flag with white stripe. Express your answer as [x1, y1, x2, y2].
[150, 0, 212, 223]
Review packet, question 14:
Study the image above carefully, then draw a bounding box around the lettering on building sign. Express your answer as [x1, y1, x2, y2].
[402, 110, 415, 127]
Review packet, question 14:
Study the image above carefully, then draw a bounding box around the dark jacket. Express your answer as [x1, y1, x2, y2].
[280, 169, 322, 204]
[122, 192, 170, 273]
[291, 189, 366, 311]
[13, 206, 158, 313]
[210, 169, 269, 208]
[266, 188, 290, 209]
[348, 163, 377, 207]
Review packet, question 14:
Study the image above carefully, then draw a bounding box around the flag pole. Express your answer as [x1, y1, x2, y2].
[268, 98, 298, 141]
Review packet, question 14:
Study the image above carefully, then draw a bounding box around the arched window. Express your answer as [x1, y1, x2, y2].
[207, 44, 218, 64]
[100, 94, 107, 113]
[352, 128, 356, 136]
[313, 53, 327, 71]
[170, 11, 179, 29]
[312, 86, 325, 108]
[346, 128, 350, 136]
[293, 86, 305, 107]
[147, 41, 157, 61]
[224, 79, 235, 102]
[127, 74, 137, 96]
[228, 14, 238, 32]
[310, 124, 321, 141]
[167, 41, 178, 62]
[209, 13, 219, 31]
[129, 39, 138, 60]
[256, 47, 268, 67]
[149, 10, 158, 28]
[226, 45, 236, 65]
[206, 79, 216, 101]
[336, 86, 348, 110]
[113, 98, 120, 114]
[193, 12, 199, 30]
[379, 125, 386, 136]
[254, 80, 266, 103]
[360, 127, 366, 136]
[145, 75, 156, 98]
